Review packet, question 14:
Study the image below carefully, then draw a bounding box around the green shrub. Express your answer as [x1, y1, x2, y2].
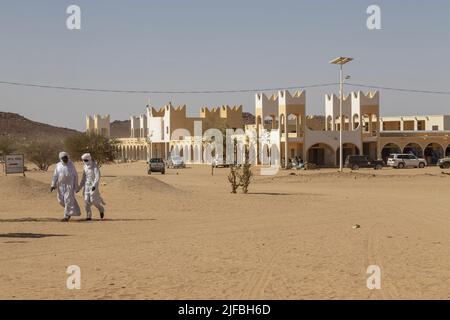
[23, 141, 61, 171]
[64, 133, 119, 166]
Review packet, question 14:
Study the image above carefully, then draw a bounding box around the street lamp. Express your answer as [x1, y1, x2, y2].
[146, 130, 154, 161]
[330, 56, 353, 172]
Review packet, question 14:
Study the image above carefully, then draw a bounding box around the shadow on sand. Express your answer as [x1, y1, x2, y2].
[247, 192, 295, 196]
[0, 233, 68, 239]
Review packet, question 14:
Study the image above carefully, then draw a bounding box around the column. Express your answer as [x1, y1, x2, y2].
[284, 115, 289, 168]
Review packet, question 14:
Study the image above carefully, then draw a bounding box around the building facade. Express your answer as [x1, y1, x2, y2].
[87, 91, 450, 166]
[86, 114, 111, 138]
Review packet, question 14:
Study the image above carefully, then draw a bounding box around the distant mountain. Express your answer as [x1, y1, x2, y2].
[243, 112, 255, 125]
[110, 120, 131, 138]
[0, 110, 315, 143]
[306, 115, 326, 131]
[0, 112, 80, 142]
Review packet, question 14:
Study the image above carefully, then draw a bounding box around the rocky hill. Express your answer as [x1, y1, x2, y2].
[110, 120, 131, 138]
[0, 112, 80, 142]
[242, 112, 255, 125]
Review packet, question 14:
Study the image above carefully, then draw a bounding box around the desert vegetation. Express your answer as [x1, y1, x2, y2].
[227, 138, 253, 194]
[64, 132, 120, 166]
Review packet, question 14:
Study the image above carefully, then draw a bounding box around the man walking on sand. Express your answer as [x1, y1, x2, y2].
[79, 153, 105, 221]
[51, 152, 81, 222]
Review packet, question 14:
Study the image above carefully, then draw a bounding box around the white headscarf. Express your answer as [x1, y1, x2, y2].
[59, 151, 69, 160]
[81, 153, 94, 168]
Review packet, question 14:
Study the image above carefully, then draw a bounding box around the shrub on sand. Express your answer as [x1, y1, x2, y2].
[64, 133, 119, 166]
[23, 141, 61, 171]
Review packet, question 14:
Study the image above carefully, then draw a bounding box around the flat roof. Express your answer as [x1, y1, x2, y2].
[380, 115, 450, 119]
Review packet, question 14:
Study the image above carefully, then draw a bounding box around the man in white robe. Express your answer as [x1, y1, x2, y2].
[51, 152, 81, 222]
[79, 153, 105, 221]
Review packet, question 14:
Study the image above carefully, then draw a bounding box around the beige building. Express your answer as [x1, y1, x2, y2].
[87, 91, 450, 166]
[86, 114, 111, 138]
[252, 90, 380, 166]
[379, 115, 450, 164]
[111, 102, 242, 162]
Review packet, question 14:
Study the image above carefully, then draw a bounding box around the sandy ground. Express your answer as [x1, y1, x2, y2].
[0, 162, 449, 300]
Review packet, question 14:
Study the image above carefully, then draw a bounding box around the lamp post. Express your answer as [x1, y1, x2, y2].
[146, 131, 154, 161]
[330, 56, 353, 172]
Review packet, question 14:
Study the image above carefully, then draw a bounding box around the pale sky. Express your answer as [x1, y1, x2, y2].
[0, 0, 449, 130]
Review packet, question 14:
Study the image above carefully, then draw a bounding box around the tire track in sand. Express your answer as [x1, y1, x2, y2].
[239, 250, 278, 300]
[365, 222, 401, 299]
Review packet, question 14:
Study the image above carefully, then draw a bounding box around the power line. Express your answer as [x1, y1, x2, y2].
[347, 83, 450, 95]
[0, 80, 338, 94]
[1, 79, 449, 95]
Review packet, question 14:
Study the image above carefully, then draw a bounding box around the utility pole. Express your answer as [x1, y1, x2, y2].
[330, 57, 353, 172]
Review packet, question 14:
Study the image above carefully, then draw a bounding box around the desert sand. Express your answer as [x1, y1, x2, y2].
[0, 162, 449, 300]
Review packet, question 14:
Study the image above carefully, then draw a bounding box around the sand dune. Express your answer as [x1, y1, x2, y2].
[105, 175, 178, 193]
[0, 163, 449, 299]
[0, 176, 51, 199]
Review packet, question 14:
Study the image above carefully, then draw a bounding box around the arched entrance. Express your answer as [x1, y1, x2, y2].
[269, 144, 280, 166]
[446, 145, 450, 157]
[424, 143, 444, 165]
[336, 143, 360, 165]
[403, 143, 423, 157]
[260, 144, 270, 165]
[326, 116, 333, 131]
[263, 115, 275, 130]
[179, 146, 184, 157]
[307, 143, 335, 166]
[287, 113, 301, 135]
[381, 143, 401, 162]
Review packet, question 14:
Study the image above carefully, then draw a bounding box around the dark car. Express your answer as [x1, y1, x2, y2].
[148, 158, 165, 174]
[438, 157, 450, 169]
[345, 155, 383, 170]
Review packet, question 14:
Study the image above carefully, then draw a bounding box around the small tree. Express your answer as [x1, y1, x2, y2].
[227, 165, 239, 193]
[238, 141, 253, 194]
[227, 136, 253, 194]
[24, 141, 61, 171]
[64, 133, 119, 166]
[0, 136, 17, 158]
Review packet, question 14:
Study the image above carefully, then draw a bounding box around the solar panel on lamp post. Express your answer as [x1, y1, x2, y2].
[330, 57, 353, 172]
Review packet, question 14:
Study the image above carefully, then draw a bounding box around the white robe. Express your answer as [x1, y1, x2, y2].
[79, 158, 105, 218]
[51, 161, 81, 218]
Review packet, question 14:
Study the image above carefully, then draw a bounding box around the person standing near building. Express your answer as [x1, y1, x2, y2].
[79, 153, 105, 221]
[51, 152, 81, 222]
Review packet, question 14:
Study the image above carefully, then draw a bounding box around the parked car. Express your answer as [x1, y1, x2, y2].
[166, 155, 186, 169]
[437, 157, 450, 169]
[148, 158, 165, 174]
[344, 155, 383, 170]
[386, 153, 426, 169]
